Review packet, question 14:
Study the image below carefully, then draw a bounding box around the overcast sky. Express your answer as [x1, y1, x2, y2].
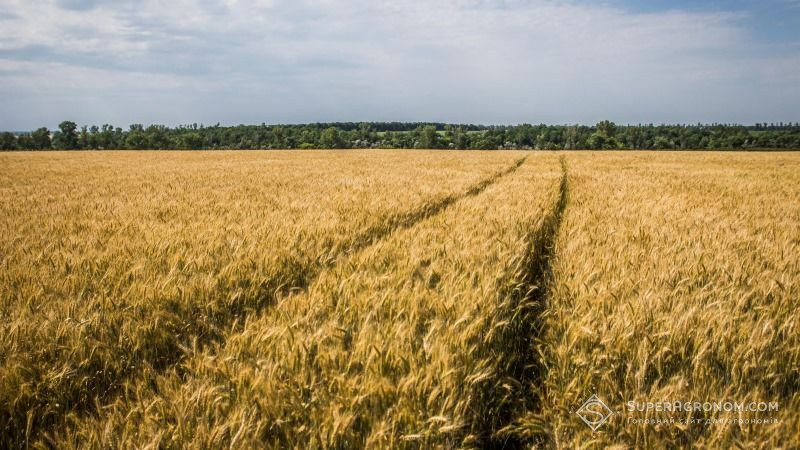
[1, 0, 799, 130]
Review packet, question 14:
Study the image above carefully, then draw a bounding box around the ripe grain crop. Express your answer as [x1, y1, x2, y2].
[56, 154, 565, 449]
[0, 150, 524, 447]
[505, 152, 800, 448]
[3, 150, 797, 449]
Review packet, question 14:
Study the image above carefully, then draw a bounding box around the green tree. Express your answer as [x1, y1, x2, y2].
[588, 120, 620, 149]
[53, 121, 79, 149]
[320, 127, 343, 148]
[30, 127, 51, 150]
[87, 125, 100, 149]
[79, 125, 89, 149]
[271, 126, 286, 148]
[97, 124, 115, 149]
[564, 125, 579, 150]
[453, 127, 468, 149]
[181, 132, 203, 150]
[145, 125, 170, 149]
[653, 135, 674, 149]
[357, 122, 373, 141]
[420, 125, 439, 148]
[596, 120, 617, 138]
[514, 124, 534, 147]
[125, 124, 148, 149]
[0, 132, 16, 150]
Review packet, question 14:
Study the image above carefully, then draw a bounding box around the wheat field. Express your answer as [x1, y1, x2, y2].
[0, 150, 797, 448]
[507, 152, 800, 448]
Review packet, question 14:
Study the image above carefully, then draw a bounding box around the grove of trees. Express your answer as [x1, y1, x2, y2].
[2, 121, 799, 151]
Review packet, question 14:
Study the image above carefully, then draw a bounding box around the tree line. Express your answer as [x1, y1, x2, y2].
[2, 120, 799, 151]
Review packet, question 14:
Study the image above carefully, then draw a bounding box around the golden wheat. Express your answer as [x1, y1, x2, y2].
[0, 150, 524, 447]
[1, 150, 797, 449]
[507, 152, 800, 448]
[52, 154, 562, 448]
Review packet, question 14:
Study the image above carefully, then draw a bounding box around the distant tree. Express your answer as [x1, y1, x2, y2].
[272, 126, 286, 148]
[653, 136, 674, 149]
[145, 125, 169, 149]
[420, 125, 439, 148]
[564, 125, 579, 150]
[357, 122, 373, 141]
[53, 121, 79, 149]
[125, 124, 148, 149]
[181, 132, 203, 150]
[96, 124, 114, 149]
[320, 127, 343, 148]
[299, 129, 318, 148]
[596, 120, 617, 138]
[535, 132, 548, 150]
[0, 132, 16, 150]
[587, 133, 610, 150]
[114, 127, 125, 148]
[79, 125, 89, 149]
[8, 120, 800, 151]
[473, 134, 497, 150]
[87, 125, 100, 149]
[514, 124, 534, 147]
[16, 134, 33, 150]
[588, 120, 620, 149]
[30, 127, 51, 150]
[453, 127, 468, 149]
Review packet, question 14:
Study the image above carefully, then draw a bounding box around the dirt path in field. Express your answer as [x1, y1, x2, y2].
[481, 156, 570, 449]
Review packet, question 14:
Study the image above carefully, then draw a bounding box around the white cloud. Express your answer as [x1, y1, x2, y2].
[0, 0, 798, 128]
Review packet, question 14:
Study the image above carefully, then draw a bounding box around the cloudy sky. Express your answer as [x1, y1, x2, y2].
[0, 0, 798, 129]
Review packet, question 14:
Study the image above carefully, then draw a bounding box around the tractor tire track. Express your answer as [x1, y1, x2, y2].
[465, 156, 569, 449]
